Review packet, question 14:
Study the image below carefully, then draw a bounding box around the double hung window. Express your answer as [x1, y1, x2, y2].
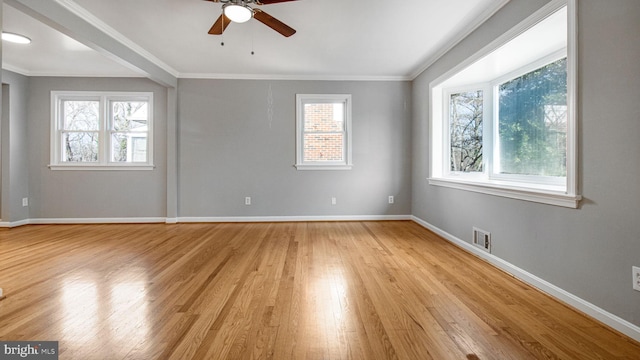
[295, 94, 352, 170]
[51, 91, 153, 170]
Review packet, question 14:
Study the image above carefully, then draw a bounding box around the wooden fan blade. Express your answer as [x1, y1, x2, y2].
[257, 0, 298, 4]
[253, 9, 296, 37]
[208, 14, 231, 35]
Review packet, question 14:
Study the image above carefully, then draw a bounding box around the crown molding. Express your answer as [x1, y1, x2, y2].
[2, 66, 410, 81]
[2, 63, 30, 76]
[178, 73, 413, 82]
[3, 63, 146, 78]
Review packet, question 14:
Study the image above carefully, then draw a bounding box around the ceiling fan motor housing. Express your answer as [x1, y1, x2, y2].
[219, 0, 258, 4]
[207, 0, 297, 37]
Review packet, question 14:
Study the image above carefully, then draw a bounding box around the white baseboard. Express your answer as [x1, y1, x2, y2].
[28, 217, 166, 225]
[0, 219, 30, 228]
[178, 215, 412, 223]
[0, 215, 411, 227]
[411, 215, 640, 343]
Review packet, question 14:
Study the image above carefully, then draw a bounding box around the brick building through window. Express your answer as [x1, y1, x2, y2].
[303, 103, 344, 162]
[295, 94, 352, 170]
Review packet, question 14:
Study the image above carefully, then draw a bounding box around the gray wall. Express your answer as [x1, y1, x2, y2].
[2, 70, 30, 222]
[412, 0, 640, 327]
[26, 77, 168, 219]
[178, 79, 412, 217]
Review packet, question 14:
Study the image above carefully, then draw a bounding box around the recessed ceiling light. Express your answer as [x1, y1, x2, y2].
[2, 32, 31, 44]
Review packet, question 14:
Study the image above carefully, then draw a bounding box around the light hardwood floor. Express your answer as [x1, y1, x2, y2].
[0, 221, 638, 359]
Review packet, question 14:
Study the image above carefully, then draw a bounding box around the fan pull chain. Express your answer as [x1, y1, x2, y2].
[221, 13, 225, 46]
[250, 18, 255, 55]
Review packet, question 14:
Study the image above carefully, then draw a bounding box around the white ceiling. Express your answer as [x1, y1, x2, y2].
[2, 0, 508, 80]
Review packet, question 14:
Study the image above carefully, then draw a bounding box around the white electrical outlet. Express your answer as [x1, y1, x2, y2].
[22, 198, 28, 207]
[331, 197, 337, 205]
[245, 197, 251, 205]
[633, 266, 640, 292]
[388, 196, 394, 204]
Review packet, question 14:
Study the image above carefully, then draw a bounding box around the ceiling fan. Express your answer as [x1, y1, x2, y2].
[205, 0, 297, 38]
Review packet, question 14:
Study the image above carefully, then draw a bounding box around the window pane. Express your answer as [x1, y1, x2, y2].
[63, 132, 98, 162]
[112, 101, 149, 131]
[63, 101, 99, 131]
[304, 103, 344, 132]
[303, 133, 344, 162]
[112, 134, 148, 162]
[450, 90, 483, 172]
[132, 137, 148, 162]
[498, 58, 567, 177]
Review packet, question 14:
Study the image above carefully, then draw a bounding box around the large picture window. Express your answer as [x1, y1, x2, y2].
[430, 0, 579, 207]
[497, 58, 567, 179]
[295, 94, 352, 170]
[51, 91, 154, 170]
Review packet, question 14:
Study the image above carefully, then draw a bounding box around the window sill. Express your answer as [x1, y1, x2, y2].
[295, 164, 353, 171]
[49, 164, 155, 171]
[428, 177, 581, 208]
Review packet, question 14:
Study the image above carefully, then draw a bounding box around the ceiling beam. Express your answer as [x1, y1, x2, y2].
[6, 0, 178, 88]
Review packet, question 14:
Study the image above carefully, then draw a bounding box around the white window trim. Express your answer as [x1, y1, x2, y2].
[50, 91, 154, 171]
[429, 0, 580, 208]
[295, 94, 353, 171]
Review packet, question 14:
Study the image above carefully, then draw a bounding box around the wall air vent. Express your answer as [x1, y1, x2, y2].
[472, 227, 491, 253]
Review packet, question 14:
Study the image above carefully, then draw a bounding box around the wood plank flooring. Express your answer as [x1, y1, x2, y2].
[0, 221, 638, 359]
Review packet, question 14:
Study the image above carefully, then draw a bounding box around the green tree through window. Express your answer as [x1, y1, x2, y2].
[498, 58, 567, 177]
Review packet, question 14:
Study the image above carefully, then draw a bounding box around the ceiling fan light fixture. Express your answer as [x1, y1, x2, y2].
[224, 4, 253, 23]
[2, 31, 31, 44]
